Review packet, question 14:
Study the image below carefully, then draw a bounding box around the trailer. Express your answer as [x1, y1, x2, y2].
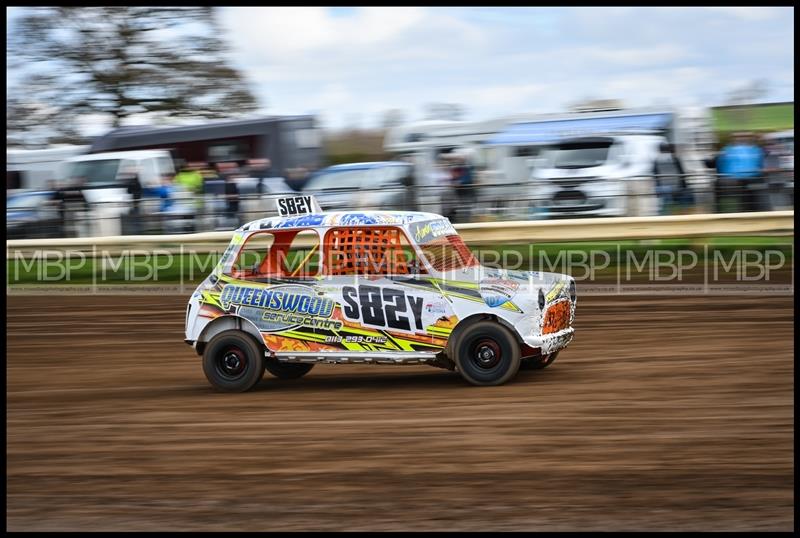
[87, 116, 324, 179]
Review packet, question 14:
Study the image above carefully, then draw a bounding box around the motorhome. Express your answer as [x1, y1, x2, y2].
[485, 107, 716, 218]
[384, 108, 715, 220]
[383, 118, 508, 215]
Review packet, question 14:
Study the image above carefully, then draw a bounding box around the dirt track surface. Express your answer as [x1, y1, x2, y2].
[6, 293, 794, 531]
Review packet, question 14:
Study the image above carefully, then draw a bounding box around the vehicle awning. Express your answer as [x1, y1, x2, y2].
[486, 113, 673, 146]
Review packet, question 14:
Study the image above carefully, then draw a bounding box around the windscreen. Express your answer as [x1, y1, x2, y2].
[67, 159, 122, 185]
[408, 219, 478, 272]
[7, 192, 50, 210]
[304, 168, 368, 190]
[548, 140, 613, 169]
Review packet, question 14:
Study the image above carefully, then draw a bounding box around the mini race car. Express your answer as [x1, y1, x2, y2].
[185, 195, 576, 392]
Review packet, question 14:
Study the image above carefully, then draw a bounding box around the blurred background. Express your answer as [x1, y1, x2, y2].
[6, 7, 794, 238]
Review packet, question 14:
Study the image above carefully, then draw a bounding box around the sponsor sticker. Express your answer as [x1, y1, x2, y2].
[221, 283, 340, 332]
[409, 219, 457, 244]
[479, 278, 520, 308]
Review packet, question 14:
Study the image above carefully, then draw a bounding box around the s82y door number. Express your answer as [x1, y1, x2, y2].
[341, 285, 424, 332]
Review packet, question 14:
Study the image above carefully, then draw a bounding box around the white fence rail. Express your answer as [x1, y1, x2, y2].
[6, 211, 794, 256]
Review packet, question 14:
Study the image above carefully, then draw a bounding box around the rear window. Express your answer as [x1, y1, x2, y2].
[323, 226, 422, 276]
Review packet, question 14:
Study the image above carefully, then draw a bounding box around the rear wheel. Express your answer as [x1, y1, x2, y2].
[202, 330, 265, 392]
[453, 321, 521, 386]
[264, 361, 315, 380]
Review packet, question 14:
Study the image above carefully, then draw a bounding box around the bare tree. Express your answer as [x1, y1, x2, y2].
[726, 79, 770, 105]
[7, 7, 258, 146]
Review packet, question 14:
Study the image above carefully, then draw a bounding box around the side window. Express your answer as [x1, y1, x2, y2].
[229, 230, 321, 279]
[231, 230, 320, 279]
[323, 226, 427, 277]
[282, 230, 321, 278]
[231, 232, 275, 277]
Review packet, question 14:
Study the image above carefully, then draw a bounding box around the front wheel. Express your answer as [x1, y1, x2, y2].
[264, 361, 315, 380]
[453, 321, 521, 386]
[202, 330, 266, 392]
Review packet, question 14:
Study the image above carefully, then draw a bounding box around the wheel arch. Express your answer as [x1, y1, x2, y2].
[445, 312, 524, 358]
[195, 315, 266, 356]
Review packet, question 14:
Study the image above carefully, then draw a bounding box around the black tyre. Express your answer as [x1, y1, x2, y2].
[520, 351, 559, 371]
[202, 330, 266, 392]
[264, 361, 315, 380]
[453, 321, 521, 386]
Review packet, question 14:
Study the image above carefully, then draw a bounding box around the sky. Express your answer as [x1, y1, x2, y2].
[6, 6, 796, 134]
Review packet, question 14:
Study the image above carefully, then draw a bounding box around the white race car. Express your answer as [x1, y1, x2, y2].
[185, 195, 576, 392]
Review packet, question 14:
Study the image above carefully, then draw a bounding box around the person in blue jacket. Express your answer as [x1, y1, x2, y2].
[715, 132, 765, 212]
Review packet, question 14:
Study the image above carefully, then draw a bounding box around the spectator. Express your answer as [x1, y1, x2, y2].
[121, 166, 143, 234]
[174, 161, 204, 196]
[224, 169, 241, 227]
[716, 132, 765, 212]
[653, 142, 688, 215]
[174, 161, 205, 218]
[157, 174, 176, 213]
[451, 155, 475, 222]
[432, 157, 454, 219]
[246, 158, 273, 195]
[56, 176, 90, 237]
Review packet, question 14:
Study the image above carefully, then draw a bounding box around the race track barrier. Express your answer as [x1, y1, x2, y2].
[6, 210, 795, 257]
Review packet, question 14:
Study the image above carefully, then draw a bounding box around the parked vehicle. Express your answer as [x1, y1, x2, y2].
[528, 134, 668, 218]
[6, 145, 90, 191]
[302, 162, 415, 212]
[63, 149, 176, 236]
[384, 119, 509, 215]
[185, 195, 577, 392]
[481, 108, 713, 218]
[6, 190, 63, 239]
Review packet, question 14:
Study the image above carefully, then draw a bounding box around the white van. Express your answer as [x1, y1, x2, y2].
[528, 134, 668, 218]
[6, 145, 90, 191]
[63, 150, 176, 236]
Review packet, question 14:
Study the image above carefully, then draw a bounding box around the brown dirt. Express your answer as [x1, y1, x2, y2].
[6, 293, 794, 531]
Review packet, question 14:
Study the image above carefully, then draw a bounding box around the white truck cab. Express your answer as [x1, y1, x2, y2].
[528, 134, 666, 218]
[63, 149, 176, 236]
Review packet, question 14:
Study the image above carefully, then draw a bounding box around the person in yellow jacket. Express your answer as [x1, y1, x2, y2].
[175, 161, 204, 193]
[174, 161, 205, 213]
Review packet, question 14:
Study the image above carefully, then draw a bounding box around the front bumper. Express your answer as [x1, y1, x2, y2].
[523, 327, 575, 355]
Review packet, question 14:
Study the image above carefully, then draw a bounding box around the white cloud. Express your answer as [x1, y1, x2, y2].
[581, 44, 692, 66]
[706, 7, 783, 21]
[220, 7, 429, 61]
[7, 7, 794, 134]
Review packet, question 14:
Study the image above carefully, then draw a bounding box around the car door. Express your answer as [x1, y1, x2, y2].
[319, 224, 456, 354]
